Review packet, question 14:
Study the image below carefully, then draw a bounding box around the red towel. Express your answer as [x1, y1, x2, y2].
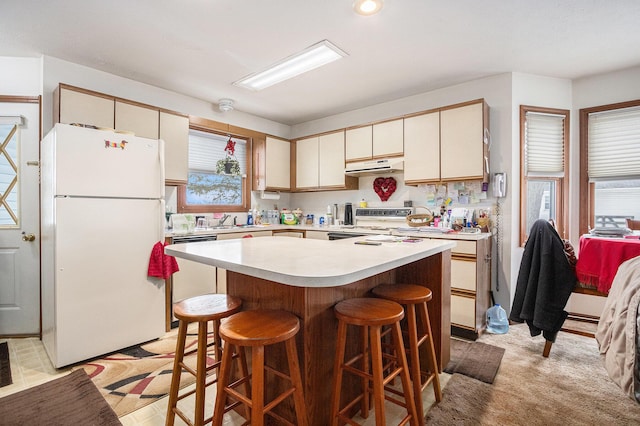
[148, 241, 180, 279]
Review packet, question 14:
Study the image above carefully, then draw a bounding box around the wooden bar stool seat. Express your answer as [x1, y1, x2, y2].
[372, 284, 442, 422]
[213, 309, 308, 426]
[166, 293, 243, 426]
[330, 297, 419, 426]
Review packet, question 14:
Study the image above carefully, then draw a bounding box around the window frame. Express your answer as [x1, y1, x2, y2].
[579, 99, 640, 235]
[178, 123, 252, 214]
[519, 105, 570, 245]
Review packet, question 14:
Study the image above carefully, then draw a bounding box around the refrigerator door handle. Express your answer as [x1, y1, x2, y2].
[158, 138, 166, 192]
[159, 199, 166, 241]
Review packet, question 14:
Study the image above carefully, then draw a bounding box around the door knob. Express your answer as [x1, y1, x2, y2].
[21, 232, 36, 242]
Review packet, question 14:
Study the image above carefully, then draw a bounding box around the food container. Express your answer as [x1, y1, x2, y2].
[405, 207, 434, 227]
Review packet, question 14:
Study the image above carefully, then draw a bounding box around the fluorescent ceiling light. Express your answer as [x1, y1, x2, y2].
[234, 40, 347, 91]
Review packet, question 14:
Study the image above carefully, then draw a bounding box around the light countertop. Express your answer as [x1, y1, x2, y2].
[165, 236, 455, 288]
[166, 224, 491, 241]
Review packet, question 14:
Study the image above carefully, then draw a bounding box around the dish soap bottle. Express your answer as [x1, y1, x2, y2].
[247, 209, 253, 226]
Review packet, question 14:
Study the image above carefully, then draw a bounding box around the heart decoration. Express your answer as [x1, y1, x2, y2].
[373, 177, 397, 202]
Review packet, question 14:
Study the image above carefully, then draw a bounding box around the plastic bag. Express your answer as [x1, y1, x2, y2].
[486, 304, 509, 334]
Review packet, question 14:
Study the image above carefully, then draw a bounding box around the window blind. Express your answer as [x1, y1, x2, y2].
[524, 112, 565, 176]
[188, 130, 246, 173]
[588, 105, 640, 180]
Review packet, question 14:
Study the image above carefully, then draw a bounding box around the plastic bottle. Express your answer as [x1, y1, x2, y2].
[326, 205, 333, 226]
[486, 304, 509, 334]
[247, 210, 253, 226]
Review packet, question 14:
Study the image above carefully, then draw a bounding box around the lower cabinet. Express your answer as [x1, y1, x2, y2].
[449, 238, 492, 340]
[305, 230, 329, 240]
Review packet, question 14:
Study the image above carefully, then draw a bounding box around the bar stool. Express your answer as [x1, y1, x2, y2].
[166, 293, 243, 426]
[212, 309, 308, 426]
[330, 298, 419, 426]
[372, 284, 442, 422]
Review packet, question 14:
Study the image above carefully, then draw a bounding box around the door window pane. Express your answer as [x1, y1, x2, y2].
[0, 124, 19, 227]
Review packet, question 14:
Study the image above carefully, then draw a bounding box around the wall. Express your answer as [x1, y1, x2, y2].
[0, 57, 42, 95]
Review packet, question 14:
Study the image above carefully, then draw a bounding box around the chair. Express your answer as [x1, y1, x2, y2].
[509, 219, 576, 357]
[330, 297, 419, 426]
[626, 218, 640, 230]
[166, 293, 243, 426]
[372, 284, 442, 419]
[213, 309, 308, 426]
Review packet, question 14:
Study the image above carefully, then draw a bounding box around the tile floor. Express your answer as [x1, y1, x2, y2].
[0, 335, 448, 425]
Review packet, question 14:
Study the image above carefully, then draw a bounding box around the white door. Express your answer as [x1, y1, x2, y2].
[0, 98, 41, 335]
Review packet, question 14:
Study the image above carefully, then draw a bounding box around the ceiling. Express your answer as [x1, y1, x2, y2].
[1, 1, 640, 126]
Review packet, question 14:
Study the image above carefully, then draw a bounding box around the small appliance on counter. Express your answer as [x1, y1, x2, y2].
[344, 202, 353, 225]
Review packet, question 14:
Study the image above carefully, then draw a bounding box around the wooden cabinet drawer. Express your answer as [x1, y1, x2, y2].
[452, 240, 476, 256]
[451, 258, 477, 291]
[451, 294, 476, 328]
[216, 230, 272, 240]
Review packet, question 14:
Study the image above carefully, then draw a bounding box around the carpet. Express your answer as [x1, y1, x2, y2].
[444, 339, 505, 384]
[0, 369, 121, 425]
[0, 342, 11, 388]
[71, 325, 213, 417]
[425, 324, 640, 425]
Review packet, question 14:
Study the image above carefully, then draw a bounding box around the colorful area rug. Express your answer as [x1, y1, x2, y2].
[443, 339, 505, 384]
[0, 342, 11, 388]
[0, 369, 121, 425]
[72, 325, 214, 417]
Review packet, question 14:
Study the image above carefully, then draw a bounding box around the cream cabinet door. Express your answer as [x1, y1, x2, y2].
[319, 131, 345, 187]
[372, 119, 403, 157]
[265, 136, 291, 189]
[296, 136, 320, 188]
[345, 125, 372, 161]
[160, 111, 189, 184]
[451, 258, 477, 292]
[451, 294, 476, 328]
[403, 112, 439, 182]
[115, 101, 159, 139]
[305, 230, 329, 240]
[440, 102, 484, 180]
[59, 87, 114, 128]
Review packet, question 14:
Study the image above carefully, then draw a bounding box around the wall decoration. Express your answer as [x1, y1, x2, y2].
[373, 176, 396, 201]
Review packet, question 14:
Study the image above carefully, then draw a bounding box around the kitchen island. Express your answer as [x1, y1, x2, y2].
[165, 236, 454, 425]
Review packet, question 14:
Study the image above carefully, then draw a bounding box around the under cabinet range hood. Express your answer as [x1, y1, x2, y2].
[344, 158, 404, 176]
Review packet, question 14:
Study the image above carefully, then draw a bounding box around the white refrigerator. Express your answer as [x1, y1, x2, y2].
[41, 124, 166, 368]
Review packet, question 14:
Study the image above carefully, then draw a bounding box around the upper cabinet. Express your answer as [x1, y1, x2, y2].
[54, 84, 190, 185]
[55, 85, 114, 129]
[345, 125, 372, 162]
[115, 100, 159, 139]
[402, 99, 489, 185]
[372, 119, 403, 158]
[403, 111, 440, 183]
[345, 119, 403, 163]
[160, 111, 189, 185]
[295, 130, 358, 191]
[440, 100, 489, 182]
[253, 136, 291, 191]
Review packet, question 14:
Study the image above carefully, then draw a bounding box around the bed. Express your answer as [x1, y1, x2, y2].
[595, 256, 640, 403]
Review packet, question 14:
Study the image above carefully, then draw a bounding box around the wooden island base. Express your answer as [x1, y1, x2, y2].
[226, 251, 451, 426]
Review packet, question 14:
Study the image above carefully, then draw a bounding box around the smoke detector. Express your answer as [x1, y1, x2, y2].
[218, 98, 234, 112]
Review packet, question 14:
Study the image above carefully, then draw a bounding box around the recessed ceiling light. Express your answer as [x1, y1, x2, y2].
[234, 40, 348, 91]
[353, 0, 383, 16]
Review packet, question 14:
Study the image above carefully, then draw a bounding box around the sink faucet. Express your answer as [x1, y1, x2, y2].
[218, 214, 231, 227]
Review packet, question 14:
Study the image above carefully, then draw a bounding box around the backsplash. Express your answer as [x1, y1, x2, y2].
[165, 173, 495, 227]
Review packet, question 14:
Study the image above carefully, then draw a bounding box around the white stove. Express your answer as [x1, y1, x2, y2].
[354, 207, 414, 229]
